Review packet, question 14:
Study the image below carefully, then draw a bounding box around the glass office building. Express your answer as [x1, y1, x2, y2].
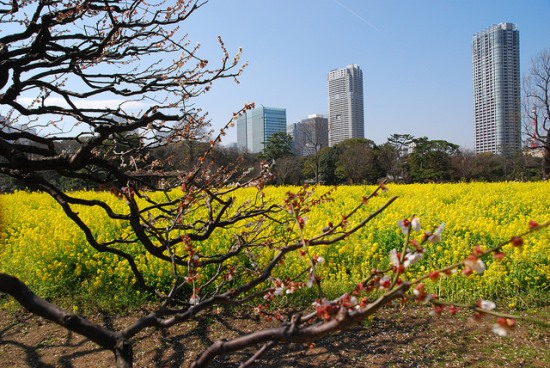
[328, 64, 364, 147]
[472, 23, 521, 155]
[237, 106, 287, 154]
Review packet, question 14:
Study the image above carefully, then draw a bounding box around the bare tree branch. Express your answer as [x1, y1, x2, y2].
[0, 273, 133, 368]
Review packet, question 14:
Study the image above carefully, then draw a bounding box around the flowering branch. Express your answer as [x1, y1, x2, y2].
[411, 220, 550, 286]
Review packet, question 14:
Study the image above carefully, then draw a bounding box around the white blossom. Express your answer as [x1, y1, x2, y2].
[465, 257, 486, 274]
[492, 323, 508, 336]
[389, 249, 400, 267]
[428, 222, 445, 243]
[189, 294, 200, 305]
[306, 271, 315, 288]
[478, 299, 496, 311]
[403, 252, 423, 268]
[411, 218, 421, 232]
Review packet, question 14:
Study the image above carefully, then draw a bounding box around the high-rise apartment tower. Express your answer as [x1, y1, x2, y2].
[236, 106, 287, 154]
[472, 23, 521, 155]
[328, 64, 364, 146]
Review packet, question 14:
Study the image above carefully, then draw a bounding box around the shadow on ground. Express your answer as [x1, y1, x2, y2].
[1, 306, 548, 367]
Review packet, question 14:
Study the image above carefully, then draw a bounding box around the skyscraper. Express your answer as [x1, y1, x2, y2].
[328, 64, 364, 147]
[236, 106, 287, 154]
[472, 23, 521, 155]
[288, 114, 329, 157]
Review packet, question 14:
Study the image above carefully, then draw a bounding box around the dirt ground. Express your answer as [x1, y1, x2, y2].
[0, 305, 548, 368]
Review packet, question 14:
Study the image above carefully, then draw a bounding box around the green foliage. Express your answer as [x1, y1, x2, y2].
[408, 137, 459, 182]
[318, 145, 342, 185]
[259, 132, 294, 161]
[334, 138, 383, 184]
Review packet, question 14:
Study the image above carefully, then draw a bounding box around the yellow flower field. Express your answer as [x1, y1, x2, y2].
[0, 182, 549, 309]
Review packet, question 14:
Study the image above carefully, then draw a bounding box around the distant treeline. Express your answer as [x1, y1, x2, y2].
[0, 133, 544, 193]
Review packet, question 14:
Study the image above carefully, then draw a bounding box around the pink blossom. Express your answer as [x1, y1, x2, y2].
[430, 305, 444, 316]
[511, 236, 524, 247]
[464, 255, 486, 274]
[274, 286, 284, 296]
[379, 275, 391, 289]
[413, 283, 431, 303]
[285, 281, 302, 294]
[297, 216, 308, 229]
[313, 299, 333, 320]
[398, 219, 411, 234]
[492, 317, 515, 337]
[189, 294, 200, 305]
[492, 317, 517, 336]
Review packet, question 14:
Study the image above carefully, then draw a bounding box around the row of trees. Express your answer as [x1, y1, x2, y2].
[259, 132, 544, 186]
[1, 131, 541, 192]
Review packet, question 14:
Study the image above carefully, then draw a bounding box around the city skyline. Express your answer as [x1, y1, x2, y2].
[185, 0, 550, 150]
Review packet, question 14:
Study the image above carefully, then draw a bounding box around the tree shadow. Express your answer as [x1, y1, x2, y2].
[0, 311, 119, 368]
[202, 311, 479, 368]
[0, 339, 56, 368]
[0, 306, 546, 367]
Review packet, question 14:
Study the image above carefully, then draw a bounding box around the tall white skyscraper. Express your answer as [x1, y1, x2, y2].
[328, 64, 364, 146]
[472, 23, 521, 155]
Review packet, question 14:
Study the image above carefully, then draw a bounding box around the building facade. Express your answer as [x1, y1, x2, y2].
[328, 64, 364, 146]
[236, 106, 287, 154]
[288, 114, 329, 157]
[472, 23, 521, 155]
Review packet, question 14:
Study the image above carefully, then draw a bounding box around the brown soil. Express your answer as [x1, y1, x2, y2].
[0, 305, 548, 368]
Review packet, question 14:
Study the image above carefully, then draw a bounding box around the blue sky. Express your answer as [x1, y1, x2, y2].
[186, 0, 550, 149]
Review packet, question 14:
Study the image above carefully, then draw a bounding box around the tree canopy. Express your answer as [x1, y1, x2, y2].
[259, 131, 294, 161]
[408, 137, 459, 182]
